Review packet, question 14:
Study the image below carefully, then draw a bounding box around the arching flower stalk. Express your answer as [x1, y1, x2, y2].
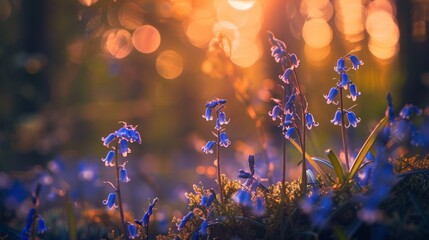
[325, 54, 364, 170]
[202, 98, 230, 204]
[268, 32, 318, 195]
[100, 122, 142, 238]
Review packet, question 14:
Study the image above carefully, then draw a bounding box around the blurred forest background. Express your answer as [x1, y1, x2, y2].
[1, 0, 429, 233]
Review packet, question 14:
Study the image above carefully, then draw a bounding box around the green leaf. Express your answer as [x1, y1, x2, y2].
[347, 115, 389, 181]
[325, 149, 344, 183]
[311, 157, 333, 169]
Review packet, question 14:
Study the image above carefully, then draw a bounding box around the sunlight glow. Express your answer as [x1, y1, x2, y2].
[228, 0, 256, 10]
[132, 25, 161, 54]
[156, 50, 184, 80]
[102, 29, 133, 59]
[302, 18, 333, 48]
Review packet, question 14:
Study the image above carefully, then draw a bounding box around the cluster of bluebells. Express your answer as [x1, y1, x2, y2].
[126, 198, 160, 239]
[100, 122, 141, 210]
[300, 189, 333, 229]
[324, 54, 364, 128]
[267, 32, 318, 140]
[21, 183, 48, 240]
[355, 149, 396, 223]
[235, 155, 267, 216]
[202, 98, 231, 154]
[177, 189, 216, 238]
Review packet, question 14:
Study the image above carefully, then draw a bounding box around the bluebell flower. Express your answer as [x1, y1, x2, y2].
[217, 99, 227, 104]
[119, 166, 130, 183]
[218, 111, 230, 125]
[202, 141, 216, 154]
[202, 107, 213, 121]
[238, 169, 252, 179]
[21, 208, 35, 237]
[206, 190, 215, 207]
[331, 110, 342, 125]
[37, 216, 48, 234]
[198, 220, 208, 235]
[116, 127, 132, 140]
[324, 87, 339, 104]
[102, 133, 116, 147]
[128, 128, 142, 144]
[101, 150, 115, 167]
[235, 189, 252, 206]
[346, 111, 361, 128]
[347, 83, 361, 101]
[271, 46, 286, 63]
[310, 195, 332, 228]
[119, 139, 130, 157]
[349, 55, 364, 70]
[127, 223, 139, 239]
[399, 104, 422, 120]
[334, 57, 345, 74]
[338, 72, 350, 89]
[102, 192, 117, 210]
[268, 105, 281, 121]
[177, 211, 194, 230]
[279, 68, 293, 84]
[289, 53, 300, 68]
[283, 112, 294, 127]
[200, 195, 208, 207]
[205, 99, 219, 108]
[219, 131, 231, 147]
[305, 112, 319, 130]
[253, 196, 266, 216]
[284, 127, 295, 139]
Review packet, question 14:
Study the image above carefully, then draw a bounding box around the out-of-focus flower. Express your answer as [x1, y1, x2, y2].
[349, 55, 364, 70]
[177, 211, 194, 230]
[202, 141, 216, 154]
[219, 132, 231, 147]
[102, 192, 117, 210]
[127, 223, 139, 239]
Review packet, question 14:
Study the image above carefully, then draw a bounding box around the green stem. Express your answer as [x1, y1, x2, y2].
[114, 144, 127, 238]
[339, 88, 350, 171]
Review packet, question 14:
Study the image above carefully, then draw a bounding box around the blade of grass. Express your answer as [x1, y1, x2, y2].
[311, 157, 333, 169]
[290, 138, 326, 181]
[347, 115, 388, 181]
[325, 149, 345, 183]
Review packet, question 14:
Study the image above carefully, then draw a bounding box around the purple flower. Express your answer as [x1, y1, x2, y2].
[346, 111, 361, 128]
[268, 105, 281, 121]
[289, 53, 300, 68]
[218, 111, 230, 125]
[198, 220, 208, 235]
[285, 93, 296, 111]
[119, 139, 130, 157]
[127, 223, 139, 239]
[219, 131, 231, 147]
[235, 189, 252, 206]
[136, 198, 159, 226]
[177, 211, 194, 230]
[338, 72, 350, 89]
[271, 46, 286, 63]
[305, 112, 319, 130]
[349, 55, 364, 70]
[279, 68, 293, 84]
[284, 127, 295, 139]
[253, 196, 266, 216]
[202, 107, 213, 121]
[334, 57, 345, 74]
[102, 192, 117, 210]
[331, 110, 342, 126]
[101, 151, 115, 167]
[102, 133, 116, 147]
[202, 141, 216, 154]
[283, 112, 294, 127]
[205, 99, 219, 108]
[347, 83, 361, 101]
[119, 166, 130, 183]
[324, 87, 339, 104]
[399, 104, 422, 120]
[37, 216, 48, 234]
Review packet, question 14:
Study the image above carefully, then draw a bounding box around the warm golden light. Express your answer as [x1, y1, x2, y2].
[206, 166, 217, 177]
[79, 0, 98, 7]
[185, 8, 217, 48]
[156, 50, 184, 80]
[118, 2, 145, 30]
[300, 0, 333, 21]
[230, 38, 261, 68]
[132, 25, 161, 54]
[213, 21, 240, 43]
[335, 0, 365, 42]
[217, 0, 250, 27]
[227, 0, 256, 11]
[366, 11, 399, 46]
[302, 18, 333, 48]
[304, 44, 331, 65]
[102, 29, 133, 59]
[195, 165, 206, 175]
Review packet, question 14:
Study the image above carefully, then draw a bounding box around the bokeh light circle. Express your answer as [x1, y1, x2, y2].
[156, 50, 184, 80]
[101, 29, 133, 59]
[132, 25, 161, 54]
[230, 38, 261, 68]
[227, 0, 256, 10]
[79, 0, 98, 7]
[302, 18, 333, 48]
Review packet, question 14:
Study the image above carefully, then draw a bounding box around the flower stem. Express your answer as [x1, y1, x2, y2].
[339, 88, 350, 171]
[114, 143, 127, 238]
[216, 129, 224, 205]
